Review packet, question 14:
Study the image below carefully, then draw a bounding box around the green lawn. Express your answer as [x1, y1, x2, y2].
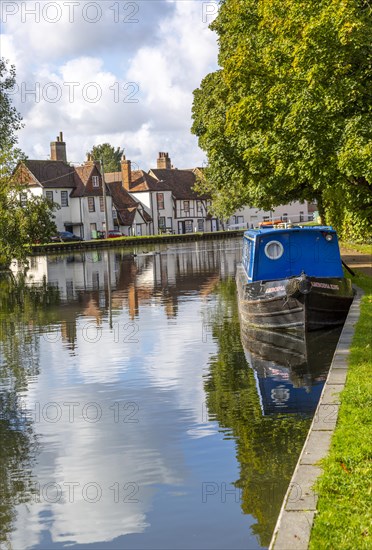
[309, 270, 372, 549]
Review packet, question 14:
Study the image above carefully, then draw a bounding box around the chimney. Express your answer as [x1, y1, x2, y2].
[121, 154, 131, 191]
[50, 131, 67, 162]
[157, 152, 171, 170]
[85, 153, 100, 170]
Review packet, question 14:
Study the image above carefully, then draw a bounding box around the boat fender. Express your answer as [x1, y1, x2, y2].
[285, 279, 300, 297]
[298, 278, 312, 294]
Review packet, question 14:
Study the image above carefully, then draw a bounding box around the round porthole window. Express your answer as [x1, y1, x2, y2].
[264, 240, 284, 260]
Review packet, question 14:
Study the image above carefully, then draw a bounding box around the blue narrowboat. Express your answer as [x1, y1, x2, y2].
[236, 226, 355, 330]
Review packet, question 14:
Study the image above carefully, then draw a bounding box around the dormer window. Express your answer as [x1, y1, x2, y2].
[92, 175, 100, 187]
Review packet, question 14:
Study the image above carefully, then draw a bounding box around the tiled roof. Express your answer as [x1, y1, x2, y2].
[107, 181, 152, 227]
[71, 164, 111, 198]
[105, 170, 168, 193]
[130, 170, 169, 192]
[118, 207, 137, 226]
[107, 181, 139, 208]
[150, 169, 210, 200]
[22, 160, 76, 188]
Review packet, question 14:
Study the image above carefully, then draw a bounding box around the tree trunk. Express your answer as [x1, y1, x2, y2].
[315, 193, 326, 224]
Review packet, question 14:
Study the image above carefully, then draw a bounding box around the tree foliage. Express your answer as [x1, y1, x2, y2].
[88, 143, 124, 172]
[192, 0, 372, 240]
[0, 153, 58, 268]
[0, 60, 57, 269]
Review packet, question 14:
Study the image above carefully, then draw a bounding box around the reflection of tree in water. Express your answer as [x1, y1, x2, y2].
[204, 279, 311, 547]
[0, 274, 60, 546]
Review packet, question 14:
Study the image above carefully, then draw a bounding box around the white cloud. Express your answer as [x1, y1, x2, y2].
[1, 0, 219, 169]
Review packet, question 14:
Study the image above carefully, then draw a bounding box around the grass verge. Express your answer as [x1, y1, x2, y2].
[339, 241, 372, 255]
[309, 270, 372, 550]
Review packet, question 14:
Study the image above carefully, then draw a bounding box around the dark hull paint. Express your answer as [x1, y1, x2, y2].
[236, 265, 355, 331]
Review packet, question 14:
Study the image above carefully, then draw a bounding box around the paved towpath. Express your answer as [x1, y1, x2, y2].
[340, 247, 372, 276]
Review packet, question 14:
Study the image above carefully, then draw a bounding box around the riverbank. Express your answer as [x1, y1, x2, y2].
[309, 268, 371, 549]
[31, 229, 245, 255]
[270, 250, 371, 549]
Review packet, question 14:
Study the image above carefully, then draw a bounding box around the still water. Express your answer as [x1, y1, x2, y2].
[0, 239, 340, 549]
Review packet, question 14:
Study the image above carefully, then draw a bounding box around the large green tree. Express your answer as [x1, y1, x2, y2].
[0, 59, 57, 269]
[192, 0, 372, 240]
[88, 143, 124, 172]
[0, 59, 23, 150]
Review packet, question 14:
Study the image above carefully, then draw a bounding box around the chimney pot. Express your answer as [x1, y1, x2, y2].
[157, 151, 171, 170]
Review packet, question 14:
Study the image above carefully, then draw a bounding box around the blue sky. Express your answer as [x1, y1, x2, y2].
[1, 0, 219, 169]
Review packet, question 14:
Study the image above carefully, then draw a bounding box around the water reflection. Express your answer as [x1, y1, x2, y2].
[0, 274, 60, 548]
[0, 240, 339, 549]
[203, 280, 315, 546]
[241, 325, 342, 415]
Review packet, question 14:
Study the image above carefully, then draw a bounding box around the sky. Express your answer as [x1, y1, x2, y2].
[0, 0, 220, 170]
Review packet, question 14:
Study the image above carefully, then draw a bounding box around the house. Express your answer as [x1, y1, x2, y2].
[105, 155, 171, 235]
[105, 169, 153, 236]
[106, 151, 314, 235]
[149, 154, 218, 233]
[14, 133, 115, 239]
[106, 152, 218, 234]
[149, 153, 313, 232]
[227, 202, 314, 229]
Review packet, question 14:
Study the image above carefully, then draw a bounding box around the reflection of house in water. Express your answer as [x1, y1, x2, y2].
[18, 242, 242, 348]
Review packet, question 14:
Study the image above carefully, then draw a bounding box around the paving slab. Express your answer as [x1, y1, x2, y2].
[312, 404, 339, 430]
[285, 465, 321, 511]
[273, 511, 316, 550]
[326, 368, 348, 385]
[321, 384, 343, 405]
[300, 430, 333, 465]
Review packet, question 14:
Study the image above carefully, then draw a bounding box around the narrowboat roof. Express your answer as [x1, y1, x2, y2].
[244, 226, 336, 239]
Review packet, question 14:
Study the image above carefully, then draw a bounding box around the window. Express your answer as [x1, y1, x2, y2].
[299, 211, 304, 222]
[99, 196, 104, 212]
[236, 216, 244, 224]
[92, 175, 99, 187]
[157, 193, 164, 210]
[61, 191, 69, 207]
[90, 222, 97, 238]
[45, 190, 53, 202]
[20, 193, 27, 207]
[185, 220, 193, 233]
[265, 240, 284, 260]
[183, 200, 190, 213]
[88, 197, 95, 212]
[113, 208, 118, 219]
[197, 219, 204, 231]
[159, 216, 166, 230]
[197, 201, 203, 214]
[282, 213, 288, 222]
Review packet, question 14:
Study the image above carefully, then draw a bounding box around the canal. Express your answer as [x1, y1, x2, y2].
[0, 238, 341, 549]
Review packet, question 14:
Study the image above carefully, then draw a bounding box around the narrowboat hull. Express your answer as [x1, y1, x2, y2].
[236, 265, 355, 331]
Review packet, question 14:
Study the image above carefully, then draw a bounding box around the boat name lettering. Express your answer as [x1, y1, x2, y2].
[265, 286, 285, 293]
[311, 282, 340, 290]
